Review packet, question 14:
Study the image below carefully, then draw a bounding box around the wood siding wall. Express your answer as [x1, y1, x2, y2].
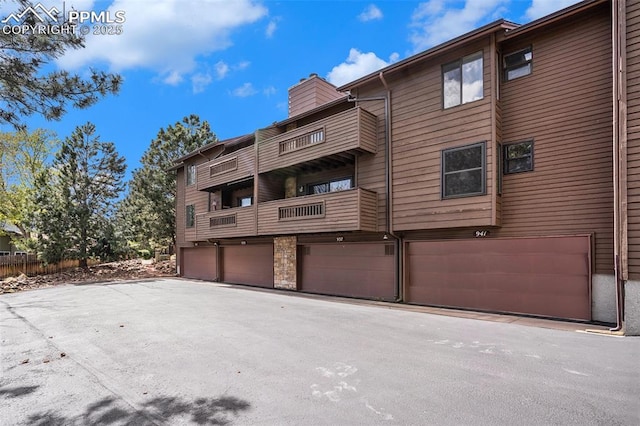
[258, 173, 286, 203]
[379, 40, 496, 231]
[257, 188, 377, 235]
[288, 76, 343, 117]
[500, 5, 613, 274]
[196, 145, 255, 191]
[627, 0, 640, 279]
[183, 158, 214, 243]
[353, 99, 387, 231]
[258, 107, 377, 173]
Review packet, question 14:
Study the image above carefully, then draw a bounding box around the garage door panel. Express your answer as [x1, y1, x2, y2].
[182, 247, 217, 281]
[222, 244, 273, 288]
[300, 243, 395, 300]
[407, 236, 591, 320]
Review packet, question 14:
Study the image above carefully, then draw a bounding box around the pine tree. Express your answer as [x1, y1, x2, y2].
[117, 115, 217, 250]
[0, 0, 121, 128]
[33, 123, 126, 266]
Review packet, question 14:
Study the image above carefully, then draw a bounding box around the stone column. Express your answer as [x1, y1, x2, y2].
[274, 236, 297, 290]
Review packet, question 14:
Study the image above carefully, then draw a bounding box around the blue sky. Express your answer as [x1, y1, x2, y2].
[2, 0, 581, 181]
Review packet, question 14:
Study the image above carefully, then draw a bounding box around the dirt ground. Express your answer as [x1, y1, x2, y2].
[0, 258, 176, 294]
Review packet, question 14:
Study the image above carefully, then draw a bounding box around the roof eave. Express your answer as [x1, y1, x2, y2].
[262, 95, 349, 129]
[173, 133, 254, 164]
[338, 19, 518, 92]
[504, 0, 608, 39]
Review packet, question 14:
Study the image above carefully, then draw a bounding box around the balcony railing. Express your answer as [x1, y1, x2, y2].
[258, 107, 377, 173]
[194, 206, 257, 240]
[197, 145, 255, 191]
[257, 188, 378, 235]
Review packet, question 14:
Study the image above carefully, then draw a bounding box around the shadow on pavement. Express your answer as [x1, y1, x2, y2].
[0, 385, 39, 398]
[26, 394, 251, 425]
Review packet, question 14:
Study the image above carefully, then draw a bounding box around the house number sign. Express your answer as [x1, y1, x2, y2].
[474, 230, 489, 237]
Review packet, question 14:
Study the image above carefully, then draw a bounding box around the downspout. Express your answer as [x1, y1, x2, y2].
[378, 72, 403, 303]
[611, 0, 625, 332]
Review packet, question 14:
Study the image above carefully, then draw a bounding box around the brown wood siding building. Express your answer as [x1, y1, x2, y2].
[500, 5, 613, 274]
[173, 0, 630, 326]
[627, 0, 640, 279]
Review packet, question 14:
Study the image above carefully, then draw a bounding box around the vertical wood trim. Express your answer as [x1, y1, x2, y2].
[618, 0, 628, 279]
[254, 131, 259, 232]
[388, 90, 394, 234]
[490, 33, 498, 227]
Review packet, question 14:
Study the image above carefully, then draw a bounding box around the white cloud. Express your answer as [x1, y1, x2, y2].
[358, 4, 383, 22]
[235, 61, 250, 71]
[191, 73, 212, 94]
[232, 82, 258, 97]
[215, 61, 230, 80]
[263, 86, 276, 96]
[409, 0, 507, 52]
[57, 0, 268, 83]
[326, 48, 399, 87]
[525, 0, 581, 21]
[266, 19, 278, 37]
[163, 71, 182, 85]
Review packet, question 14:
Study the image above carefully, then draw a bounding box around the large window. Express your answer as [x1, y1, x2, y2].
[442, 51, 484, 109]
[238, 196, 253, 207]
[308, 177, 353, 195]
[186, 204, 195, 228]
[504, 47, 532, 81]
[441, 142, 486, 198]
[186, 164, 196, 186]
[503, 140, 534, 174]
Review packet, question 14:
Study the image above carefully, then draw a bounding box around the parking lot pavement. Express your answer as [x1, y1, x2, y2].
[1, 278, 639, 425]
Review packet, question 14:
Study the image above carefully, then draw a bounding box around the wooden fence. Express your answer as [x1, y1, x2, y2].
[0, 255, 97, 279]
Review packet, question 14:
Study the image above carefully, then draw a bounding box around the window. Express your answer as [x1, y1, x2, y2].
[504, 140, 534, 174]
[238, 196, 253, 207]
[443, 51, 484, 109]
[504, 47, 532, 81]
[308, 177, 353, 195]
[186, 164, 196, 186]
[441, 142, 486, 198]
[186, 204, 195, 228]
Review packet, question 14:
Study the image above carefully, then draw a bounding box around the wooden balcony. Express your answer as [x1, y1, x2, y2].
[257, 188, 378, 235]
[194, 206, 257, 240]
[258, 107, 377, 173]
[197, 145, 255, 191]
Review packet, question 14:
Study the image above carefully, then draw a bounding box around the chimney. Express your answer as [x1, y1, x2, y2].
[288, 73, 344, 117]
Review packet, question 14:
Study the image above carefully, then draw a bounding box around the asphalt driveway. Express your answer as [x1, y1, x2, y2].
[1, 278, 639, 425]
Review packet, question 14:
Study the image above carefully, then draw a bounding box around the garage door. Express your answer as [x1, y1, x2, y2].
[182, 247, 217, 281]
[406, 236, 591, 320]
[221, 244, 273, 288]
[299, 243, 395, 301]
